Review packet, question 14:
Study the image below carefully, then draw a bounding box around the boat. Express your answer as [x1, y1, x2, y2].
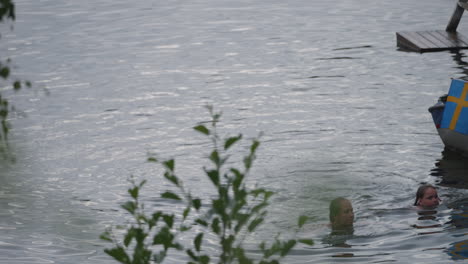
[428, 79, 468, 157]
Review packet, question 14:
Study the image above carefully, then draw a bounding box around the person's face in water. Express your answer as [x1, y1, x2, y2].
[418, 187, 440, 208]
[333, 200, 354, 229]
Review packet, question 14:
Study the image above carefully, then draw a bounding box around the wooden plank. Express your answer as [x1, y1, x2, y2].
[397, 29, 468, 52]
[436, 30, 462, 46]
[427, 31, 458, 47]
[396, 30, 468, 52]
[396, 32, 448, 52]
[396, 34, 429, 52]
[434, 30, 468, 48]
[440, 30, 467, 45]
[435, 30, 468, 47]
[396, 33, 420, 51]
[396, 31, 432, 51]
[397, 37, 420, 51]
[446, 31, 468, 46]
[402, 31, 436, 48]
[416, 31, 451, 48]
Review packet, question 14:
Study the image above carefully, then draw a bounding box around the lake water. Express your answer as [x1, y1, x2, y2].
[1, 0, 468, 263]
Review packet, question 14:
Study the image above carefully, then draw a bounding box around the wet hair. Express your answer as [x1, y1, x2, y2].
[329, 197, 348, 223]
[414, 184, 437, 206]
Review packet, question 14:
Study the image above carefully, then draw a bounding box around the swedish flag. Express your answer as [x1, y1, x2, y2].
[441, 79, 468, 134]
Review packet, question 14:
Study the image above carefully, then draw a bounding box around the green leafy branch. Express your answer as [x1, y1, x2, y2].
[102, 107, 313, 264]
[0, 0, 32, 159]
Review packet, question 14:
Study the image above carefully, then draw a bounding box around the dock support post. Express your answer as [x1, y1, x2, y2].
[447, 0, 468, 32]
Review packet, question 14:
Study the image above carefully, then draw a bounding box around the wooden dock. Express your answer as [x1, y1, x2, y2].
[396, 0, 468, 52]
[396, 30, 468, 52]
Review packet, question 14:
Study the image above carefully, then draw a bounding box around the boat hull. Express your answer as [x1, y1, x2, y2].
[437, 128, 468, 157]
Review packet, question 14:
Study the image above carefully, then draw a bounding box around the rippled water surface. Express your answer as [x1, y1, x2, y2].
[2, 0, 468, 263]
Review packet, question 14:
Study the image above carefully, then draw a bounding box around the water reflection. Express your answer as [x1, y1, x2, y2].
[447, 198, 468, 229]
[426, 151, 468, 260]
[412, 209, 443, 235]
[431, 149, 468, 188]
[451, 50, 468, 80]
[446, 198, 468, 260]
[447, 240, 468, 260]
[322, 227, 354, 249]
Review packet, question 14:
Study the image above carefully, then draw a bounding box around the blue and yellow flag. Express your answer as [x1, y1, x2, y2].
[441, 79, 468, 134]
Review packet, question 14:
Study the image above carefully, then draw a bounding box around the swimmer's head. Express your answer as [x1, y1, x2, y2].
[329, 197, 354, 229]
[414, 185, 440, 209]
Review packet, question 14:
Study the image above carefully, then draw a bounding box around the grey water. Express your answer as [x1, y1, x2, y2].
[1, 0, 468, 263]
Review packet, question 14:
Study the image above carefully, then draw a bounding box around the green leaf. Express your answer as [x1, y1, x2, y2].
[248, 218, 264, 232]
[234, 215, 248, 233]
[199, 255, 210, 264]
[193, 125, 210, 135]
[250, 139, 260, 154]
[264, 191, 274, 200]
[211, 217, 221, 234]
[163, 159, 175, 171]
[233, 248, 252, 264]
[164, 172, 179, 186]
[162, 215, 174, 228]
[212, 113, 221, 123]
[128, 186, 139, 199]
[153, 227, 175, 250]
[192, 199, 201, 210]
[231, 168, 244, 189]
[194, 233, 203, 252]
[121, 201, 137, 215]
[124, 228, 136, 247]
[259, 242, 266, 251]
[104, 247, 130, 263]
[186, 249, 198, 261]
[152, 212, 162, 223]
[298, 239, 314, 246]
[175, 242, 184, 250]
[0, 67, 9, 79]
[180, 225, 191, 232]
[209, 150, 220, 167]
[100, 230, 113, 242]
[298, 215, 308, 228]
[138, 180, 147, 188]
[280, 240, 296, 256]
[224, 134, 242, 150]
[183, 207, 190, 219]
[250, 188, 266, 197]
[244, 156, 253, 170]
[161, 191, 181, 200]
[251, 203, 268, 214]
[133, 248, 151, 264]
[205, 169, 219, 186]
[136, 214, 148, 224]
[147, 157, 158, 162]
[195, 219, 208, 227]
[13, 81, 20, 90]
[222, 235, 235, 253]
[212, 198, 225, 215]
